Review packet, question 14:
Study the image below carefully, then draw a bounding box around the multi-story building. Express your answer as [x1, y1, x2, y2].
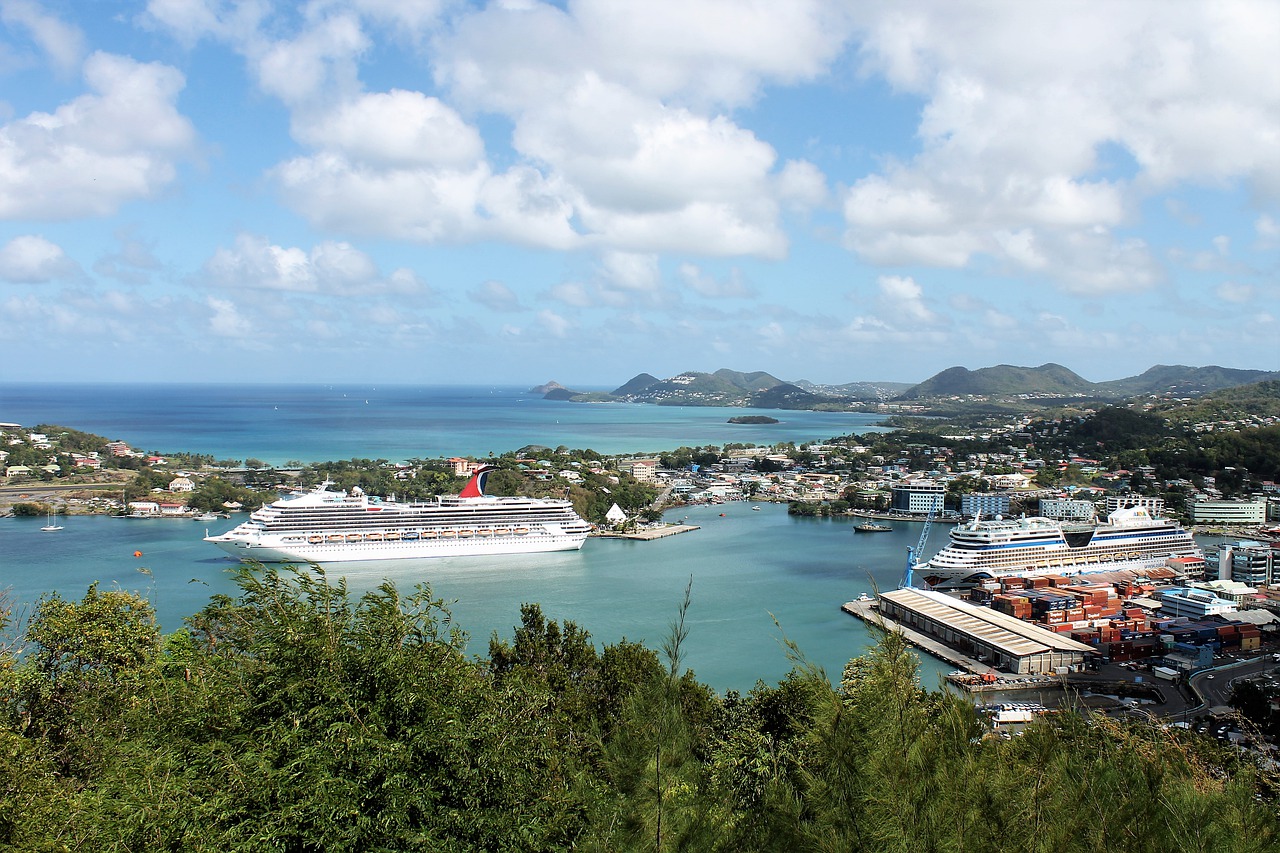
[1038, 497, 1097, 522]
[890, 481, 945, 515]
[1218, 541, 1277, 586]
[1157, 588, 1238, 620]
[1190, 499, 1267, 526]
[1104, 495, 1165, 515]
[960, 493, 1011, 518]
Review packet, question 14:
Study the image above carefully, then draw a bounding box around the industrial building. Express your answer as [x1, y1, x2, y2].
[877, 587, 1096, 674]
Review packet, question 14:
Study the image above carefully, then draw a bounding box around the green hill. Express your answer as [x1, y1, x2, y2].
[1098, 365, 1280, 397]
[896, 363, 1094, 400]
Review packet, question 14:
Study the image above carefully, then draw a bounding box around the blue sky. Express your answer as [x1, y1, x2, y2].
[1, 0, 1277, 387]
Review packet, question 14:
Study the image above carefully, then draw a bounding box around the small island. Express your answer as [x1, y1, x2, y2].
[727, 415, 779, 424]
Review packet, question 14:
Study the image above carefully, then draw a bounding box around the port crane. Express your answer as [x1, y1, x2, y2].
[901, 508, 936, 589]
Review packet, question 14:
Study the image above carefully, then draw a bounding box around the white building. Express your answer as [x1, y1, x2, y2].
[1039, 498, 1097, 522]
[1104, 495, 1165, 515]
[1157, 588, 1238, 619]
[1190, 499, 1266, 526]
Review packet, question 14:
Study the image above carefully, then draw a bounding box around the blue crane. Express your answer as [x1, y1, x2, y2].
[901, 508, 936, 589]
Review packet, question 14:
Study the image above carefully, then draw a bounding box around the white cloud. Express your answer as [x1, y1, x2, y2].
[1216, 281, 1254, 304]
[293, 90, 484, 169]
[203, 234, 419, 296]
[775, 159, 828, 211]
[1257, 214, 1280, 249]
[0, 52, 195, 220]
[538, 308, 570, 337]
[842, 1, 1280, 290]
[469, 279, 523, 312]
[207, 296, 255, 338]
[0, 234, 79, 282]
[599, 251, 659, 292]
[678, 262, 754, 298]
[876, 274, 936, 324]
[1, 0, 85, 74]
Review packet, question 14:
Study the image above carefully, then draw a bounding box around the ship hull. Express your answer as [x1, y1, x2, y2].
[207, 529, 588, 563]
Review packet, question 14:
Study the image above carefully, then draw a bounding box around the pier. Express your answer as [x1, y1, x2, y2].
[843, 598, 990, 674]
[593, 524, 699, 541]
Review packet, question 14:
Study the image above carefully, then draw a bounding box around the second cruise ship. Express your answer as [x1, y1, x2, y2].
[920, 506, 1202, 589]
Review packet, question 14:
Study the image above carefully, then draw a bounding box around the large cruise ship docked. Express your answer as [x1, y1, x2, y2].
[204, 467, 592, 563]
[920, 506, 1202, 589]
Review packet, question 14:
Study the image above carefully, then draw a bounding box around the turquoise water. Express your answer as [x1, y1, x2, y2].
[0, 504, 951, 694]
[0, 383, 891, 467]
[0, 381, 948, 694]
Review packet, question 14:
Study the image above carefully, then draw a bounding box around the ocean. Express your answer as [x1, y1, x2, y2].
[0, 382, 949, 694]
[0, 383, 892, 467]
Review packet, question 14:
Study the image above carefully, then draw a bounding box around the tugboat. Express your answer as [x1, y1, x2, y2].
[854, 521, 893, 533]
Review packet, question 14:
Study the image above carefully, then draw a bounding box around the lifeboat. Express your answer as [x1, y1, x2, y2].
[366, 533, 384, 542]
[440, 530, 457, 539]
[308, 535, 323, 544]
[346, 534, 363, 543]
[494, 528, 511, 536]
[457, 530, 474, 538]
[384, 532, 400, 541]
[477, 529, 493, 537]
[421, 530, 438, 539]
[403, 531, 419, 540]
[326, 534, 344, 543]
[513, 527, 530, 535]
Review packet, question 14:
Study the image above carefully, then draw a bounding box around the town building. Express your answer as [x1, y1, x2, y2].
[890, 481, 945, 515]
[1038, 497, 1097, 522]
[619, 459, 658, 483]
[1217, 541, 1277, 586]
[1156, 588, 1238, 620]
[1104, 495, 1166, 515]
[1189, 499, 1267, 526]
[960, 493, 1011, 518]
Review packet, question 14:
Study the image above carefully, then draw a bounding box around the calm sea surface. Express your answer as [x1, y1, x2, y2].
[0, 382, 951, 693]
[0, 383, 891, 467]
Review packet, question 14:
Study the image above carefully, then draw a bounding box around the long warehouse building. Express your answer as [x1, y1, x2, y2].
[877, 587, 1096, 674]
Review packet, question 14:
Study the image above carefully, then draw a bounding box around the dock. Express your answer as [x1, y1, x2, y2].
[593, 524, 699, 541]
[842, 598, 988, 673]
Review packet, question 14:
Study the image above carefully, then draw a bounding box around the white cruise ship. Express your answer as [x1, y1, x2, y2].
[920, 506, 1201, 589]
[204, 467, 592, 563]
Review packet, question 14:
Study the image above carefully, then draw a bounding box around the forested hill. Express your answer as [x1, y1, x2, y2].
[1, 567, 1276, 851]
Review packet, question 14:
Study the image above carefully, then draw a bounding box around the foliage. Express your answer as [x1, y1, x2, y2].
[2, 570, 1279, 851]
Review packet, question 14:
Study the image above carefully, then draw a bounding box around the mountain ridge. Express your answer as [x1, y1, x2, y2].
[533, 363, 1280, 410]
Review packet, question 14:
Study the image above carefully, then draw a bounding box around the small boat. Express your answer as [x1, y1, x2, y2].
[751, 506, 761, 511]
[854, 522, 892, 533]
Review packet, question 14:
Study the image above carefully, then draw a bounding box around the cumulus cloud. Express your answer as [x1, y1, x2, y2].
[93, 229, 163, 285]
[1216, 281, 1254, 304]
[293, 90, 484, 169]
[0, 234, 80, 282]
[0, 52, 195, 219]
[841, 1, 1280, 291]
[538, 308, 570, 337]
[469, 280, 523, 312]
[203, 233, 424, 296]
[1, 0, 85, 74]
[876, 274, 937, 324]
[678, 262, 754, 298]
[206, 295, 254, 338]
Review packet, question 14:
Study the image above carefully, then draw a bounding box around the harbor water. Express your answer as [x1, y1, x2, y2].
[0, 504, 951, 694]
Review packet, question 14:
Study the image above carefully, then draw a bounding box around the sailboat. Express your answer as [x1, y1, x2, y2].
[41, 508, 64, 532]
